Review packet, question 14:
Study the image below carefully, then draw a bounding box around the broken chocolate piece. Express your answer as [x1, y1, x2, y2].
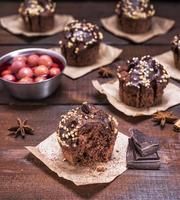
[129, 138, 159, 160]
[81, 102, 90, 114]
[129, 128, 159, 157]
[126, 139, 160, 170]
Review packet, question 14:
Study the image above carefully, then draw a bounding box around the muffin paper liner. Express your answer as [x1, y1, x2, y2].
[0, 14, 74, 37]
[154, 51, 180, 81]
[26, 131, 128, 186]
[50, 43, 122, 79]
[92, 80, 180, 117]
[101, 15, 175, 43]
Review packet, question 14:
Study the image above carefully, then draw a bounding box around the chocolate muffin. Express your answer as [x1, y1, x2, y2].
[19, 0, 56, 32]
[117, 55, 170, 108]
[171, 34, 180, 70]
[115, 0, 155, 34]
[56, 102, 118, 165]
[59, 20, 103, 66]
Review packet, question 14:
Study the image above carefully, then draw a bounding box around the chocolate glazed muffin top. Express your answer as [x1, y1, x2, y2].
[117, 55, 170, 89]
[59, 20, 103, 55]
[57, 103, 118, 148]
[19, 0, 56, 16]
[171, 34, 180, 53]
[115, 0, 155, 19]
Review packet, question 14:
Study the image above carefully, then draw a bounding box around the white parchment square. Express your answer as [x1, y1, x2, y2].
[0, 14, 74, 37]
[51, 43, 122, 79]
[154, 51, 180, 81]
[26, 132, 129, 186]
[92, 80, 180, 117]
[101, 16, 175, 43]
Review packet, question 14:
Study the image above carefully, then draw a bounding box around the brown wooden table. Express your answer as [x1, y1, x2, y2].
[0, 1, 180, 200]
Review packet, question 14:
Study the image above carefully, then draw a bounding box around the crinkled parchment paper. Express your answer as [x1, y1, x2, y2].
[0, 14, 74, 37]
[26, 132, 129, 186]
[154, 51, 180, 81]
[50, 43, 122, 79]
[101, 16, 175, 43]
[92, 80, 180, 117]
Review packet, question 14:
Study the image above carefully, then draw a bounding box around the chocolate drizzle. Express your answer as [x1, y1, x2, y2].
[117, 55, 169, 89]
[60, 20, 103, 55]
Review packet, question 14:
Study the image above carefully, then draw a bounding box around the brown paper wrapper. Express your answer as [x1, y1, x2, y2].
[51, 43, 122, 79]
[26, 132, 129, 186]
[101, 15, 175, 43]
[154, 51, 180, 81]
[92, 80, 180, 117]
[0, 14, 74, 37]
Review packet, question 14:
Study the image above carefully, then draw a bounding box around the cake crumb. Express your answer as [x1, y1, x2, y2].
[96, 165, 106, 172]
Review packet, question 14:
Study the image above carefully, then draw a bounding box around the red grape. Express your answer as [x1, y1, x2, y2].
[34, 76, 47, 83]
[13, 55, 27, 63]
[1, 69, 11, 76]
[1, 53, 62, 85]
[34, 65, 49, 76]
[18, 77, 33, 84]
[11, 60, 26, 73]
[27, 54, 39, 67]
[39, 55, 53, 67]
[51, 63, 59, 68]
[49, 67, 61, 77]
[2, 74, 16, 82]
[59, 63, 64, 69]
[17, 67, 33, 79]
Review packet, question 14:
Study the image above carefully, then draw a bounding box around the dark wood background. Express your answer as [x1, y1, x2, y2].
[0, 1, 180, 200]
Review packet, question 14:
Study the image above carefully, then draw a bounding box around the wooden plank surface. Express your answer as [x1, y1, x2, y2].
[0, 1, 179, 46]
[0, 1, 180, 200]
[0, 45, 176, 105]
[0, 105, 180, 200]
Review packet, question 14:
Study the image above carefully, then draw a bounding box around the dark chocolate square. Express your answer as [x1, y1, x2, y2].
[129, 128, 160, 157]
[126, 138, 160, 170]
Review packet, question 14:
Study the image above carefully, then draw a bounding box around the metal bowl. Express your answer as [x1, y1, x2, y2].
[0, 48, 66, 100]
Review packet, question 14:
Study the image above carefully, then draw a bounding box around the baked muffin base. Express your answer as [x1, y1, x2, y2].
[57, 120, 117, 166]
[62, 44, 100, 67]
[21, 13, 54, 32]
[119, 80, 167, 108]
[118, 15, 152, 34]
[173, 52, 180, 70]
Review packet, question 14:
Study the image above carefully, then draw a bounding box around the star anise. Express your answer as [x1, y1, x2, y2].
[152, 111, 178, 129]
[8, 118, 34, 139]
[173, 119, 180, 132]
[98, 67, 114, 78]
